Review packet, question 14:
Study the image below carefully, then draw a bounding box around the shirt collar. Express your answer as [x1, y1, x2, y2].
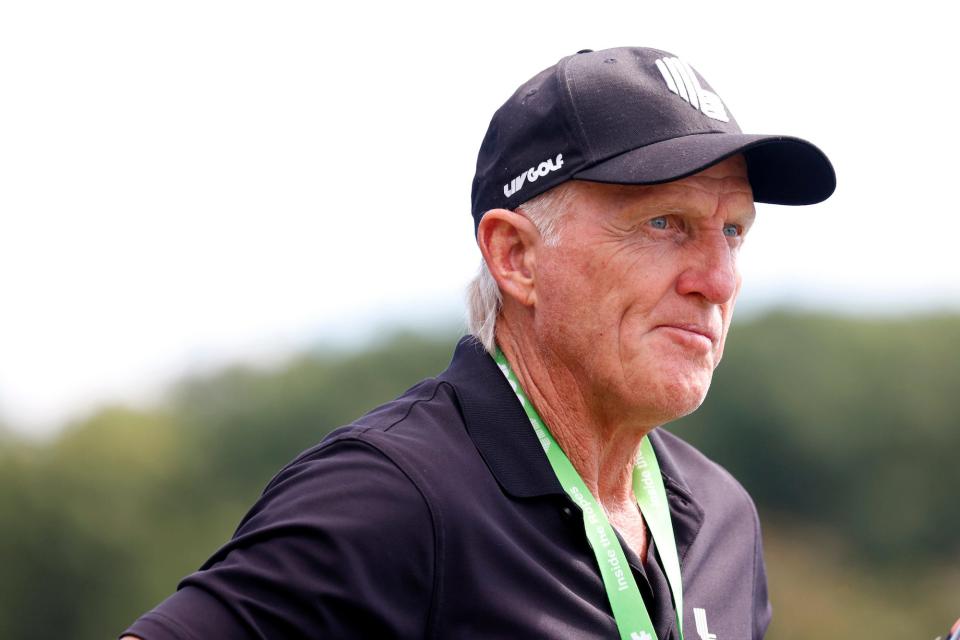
[438, 336, 564, 498]
[438, 336, 704, 559]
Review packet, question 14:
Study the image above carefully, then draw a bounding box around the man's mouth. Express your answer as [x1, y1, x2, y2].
[654, 323, 718, 347]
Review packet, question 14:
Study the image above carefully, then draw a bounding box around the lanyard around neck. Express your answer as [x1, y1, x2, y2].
[493, 348, 684, 640]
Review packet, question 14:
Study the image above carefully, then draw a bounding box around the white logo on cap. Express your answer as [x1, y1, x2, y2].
[503, 153, 564, 199]
[654, 57, 729, 123]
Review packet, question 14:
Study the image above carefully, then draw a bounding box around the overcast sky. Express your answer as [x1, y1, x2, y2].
[1, 1, 957, 436]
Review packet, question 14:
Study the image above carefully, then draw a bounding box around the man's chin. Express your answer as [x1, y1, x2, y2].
[644, 372, 713, 423]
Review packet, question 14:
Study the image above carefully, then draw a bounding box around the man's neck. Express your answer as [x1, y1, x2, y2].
[496, 325, 656, 512]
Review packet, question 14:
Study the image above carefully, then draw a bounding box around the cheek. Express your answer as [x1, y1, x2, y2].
[617, 265, 683, 338]
[542, 246, 621, 319]
[713, 278, 742, 365]
[532, 251, 610, 357]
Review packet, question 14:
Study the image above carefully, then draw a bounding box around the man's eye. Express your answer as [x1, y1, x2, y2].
[723, 223, 741, 237]
[649, 216, 668, 230]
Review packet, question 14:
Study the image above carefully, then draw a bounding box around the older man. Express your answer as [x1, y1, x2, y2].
[122, 47, 834, 640]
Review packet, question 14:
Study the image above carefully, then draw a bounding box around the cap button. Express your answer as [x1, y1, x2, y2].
[576, 49, 593, 54]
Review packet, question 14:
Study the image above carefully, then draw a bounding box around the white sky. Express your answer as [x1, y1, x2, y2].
[1, 1, 957, 436]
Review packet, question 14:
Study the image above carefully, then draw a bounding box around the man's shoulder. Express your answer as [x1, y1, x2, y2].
[263, 375, 472, 497]
[653, 427, 759, 518]
[147, 379, 451, 640]
[226, 375, 468, 560]
[654, 428, 772, 638]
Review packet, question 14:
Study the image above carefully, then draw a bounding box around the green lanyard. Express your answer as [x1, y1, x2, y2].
[494, 349, 684, 640]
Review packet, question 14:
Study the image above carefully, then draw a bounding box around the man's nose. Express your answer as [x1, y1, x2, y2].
[675, 231, 739, 304]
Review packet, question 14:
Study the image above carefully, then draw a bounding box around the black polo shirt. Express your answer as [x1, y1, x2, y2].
[123, 337, 771, 639]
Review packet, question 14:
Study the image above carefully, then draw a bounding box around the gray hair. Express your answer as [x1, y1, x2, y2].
[465, 182, 578, 353]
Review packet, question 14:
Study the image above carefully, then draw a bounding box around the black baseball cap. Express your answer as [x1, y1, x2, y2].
[471, 47, 836, 231]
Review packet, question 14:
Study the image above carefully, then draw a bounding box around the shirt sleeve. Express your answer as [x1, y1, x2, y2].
[121, 435, 436, 640]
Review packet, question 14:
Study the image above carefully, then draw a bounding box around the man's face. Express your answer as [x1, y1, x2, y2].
[529, 155, 756, 426]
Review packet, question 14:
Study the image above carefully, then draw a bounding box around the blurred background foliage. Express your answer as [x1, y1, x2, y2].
[0, 313, 957, 639]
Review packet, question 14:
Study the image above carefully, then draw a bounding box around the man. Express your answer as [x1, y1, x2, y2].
[122, 47, 834, 639]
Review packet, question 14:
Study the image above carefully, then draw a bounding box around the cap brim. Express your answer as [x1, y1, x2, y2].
[572, 133, 836, 205]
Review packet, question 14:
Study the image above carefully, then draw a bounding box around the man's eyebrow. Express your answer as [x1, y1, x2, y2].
[624, 201, 692, 216]
[642, 201, 722, 217]
[649, 203, 688, 214]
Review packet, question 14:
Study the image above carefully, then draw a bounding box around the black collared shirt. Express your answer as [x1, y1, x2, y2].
[124, 338, 771, 639]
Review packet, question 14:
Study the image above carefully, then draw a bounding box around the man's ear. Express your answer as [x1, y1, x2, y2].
[476, 209, 541, 307]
